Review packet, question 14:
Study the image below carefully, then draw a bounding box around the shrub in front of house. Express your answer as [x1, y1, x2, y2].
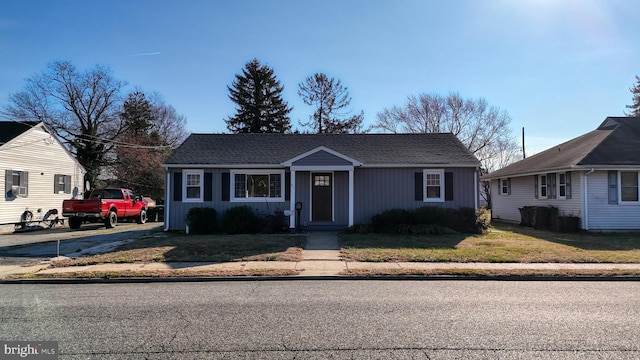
[357, 206, 490, 235]
[222, 205, 262, 234]
[262, 211, 289, 234]
[184, 207, 218, 234]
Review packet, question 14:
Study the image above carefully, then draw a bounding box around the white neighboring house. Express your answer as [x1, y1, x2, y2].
[0, 121, 85, 232]
[483, 117, 640, 231]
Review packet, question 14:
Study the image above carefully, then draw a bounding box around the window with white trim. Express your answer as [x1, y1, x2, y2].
[620, 171, 639, 203]
[423, 169, 444, 202]
[558, 172, 567, 199]
[54, 174, 71, 194]
[183, 170, 204, 202]
[539, 174, 548, 199]
[231, 170, 284, 202]
[500, 178, 510, 195]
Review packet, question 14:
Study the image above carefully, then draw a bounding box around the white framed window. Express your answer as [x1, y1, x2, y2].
[54, 174, 71, 194]
[538, 174, 548, 199]
[500, 178, 510, 195]
[558, 172, 567, 200]
[619, 171, 639, 203]
[183, 170, 204, 202]
[231, 170, 285, 202]
[423, 169, 444, 202]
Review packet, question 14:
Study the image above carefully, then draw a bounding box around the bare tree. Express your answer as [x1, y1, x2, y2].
[298, 73, 365, 133]
[375, 92, 520, 208]
[3, 61, 127, 187]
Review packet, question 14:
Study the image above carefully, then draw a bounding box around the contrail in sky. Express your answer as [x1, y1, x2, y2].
[127, 52, 162, 57]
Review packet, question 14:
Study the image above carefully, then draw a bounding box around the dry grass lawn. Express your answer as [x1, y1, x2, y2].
[53, 232, 305, 267]
[339, 222, 640, 263]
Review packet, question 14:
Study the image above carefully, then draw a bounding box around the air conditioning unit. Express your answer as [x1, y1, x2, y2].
[12, 186, 27, 197]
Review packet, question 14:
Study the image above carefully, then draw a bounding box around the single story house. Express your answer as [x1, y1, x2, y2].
[483, 116, 640, 231]
[1, 121, 85, 232]
[162, 133, 481, 231]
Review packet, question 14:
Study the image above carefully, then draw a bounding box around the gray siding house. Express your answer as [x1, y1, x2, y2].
[1, 121, 85, 232]
[163, 133, 481, 231]
[483, 117, 640, 231]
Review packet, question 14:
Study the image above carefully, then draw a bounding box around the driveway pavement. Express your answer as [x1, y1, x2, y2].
[0, 222, 163, 266]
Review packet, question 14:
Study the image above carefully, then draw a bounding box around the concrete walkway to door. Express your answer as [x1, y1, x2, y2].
[299, 232, 345, 276]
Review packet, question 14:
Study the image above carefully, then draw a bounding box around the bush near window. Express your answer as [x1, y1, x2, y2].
[185, 207, 218, 234]
[354, 206, 490, 235]
[222, 205, 262, 234]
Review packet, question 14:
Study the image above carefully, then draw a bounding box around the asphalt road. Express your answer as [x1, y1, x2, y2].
[0, 222, 162, 266]
[1, 280, 639, 359]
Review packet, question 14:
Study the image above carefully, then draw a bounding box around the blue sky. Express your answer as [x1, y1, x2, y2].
[1, 0, 638, 154]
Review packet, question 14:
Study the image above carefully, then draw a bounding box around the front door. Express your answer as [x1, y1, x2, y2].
[312, 173, 332, 222]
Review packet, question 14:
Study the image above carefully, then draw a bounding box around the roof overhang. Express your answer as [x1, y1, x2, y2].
[482, 164, 640, 180]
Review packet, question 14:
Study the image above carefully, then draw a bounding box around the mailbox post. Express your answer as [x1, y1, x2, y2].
[295, 201, 303, 232]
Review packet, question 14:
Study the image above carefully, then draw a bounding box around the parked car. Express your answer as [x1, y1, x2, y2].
[62, 188, 148, 229]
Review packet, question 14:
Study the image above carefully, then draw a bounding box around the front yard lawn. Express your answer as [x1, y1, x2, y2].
[339, 222, 640, 263]
[53, 233, 306, 267]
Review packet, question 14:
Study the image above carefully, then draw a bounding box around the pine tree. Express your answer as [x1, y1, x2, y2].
[626, 75, 640, 117]
[226, 59, 292, 133]
[298, 73, 365, 133]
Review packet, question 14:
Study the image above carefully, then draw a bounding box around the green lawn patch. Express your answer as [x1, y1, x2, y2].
[339, 222, 640, 263]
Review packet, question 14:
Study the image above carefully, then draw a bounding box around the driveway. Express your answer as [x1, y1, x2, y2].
[0, 222, 163, 266]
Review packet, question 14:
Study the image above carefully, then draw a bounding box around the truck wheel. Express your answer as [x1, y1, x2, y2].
[105, 211, 117, 228]
[69, 217, 82, 230]
[137, 209, 147, 224]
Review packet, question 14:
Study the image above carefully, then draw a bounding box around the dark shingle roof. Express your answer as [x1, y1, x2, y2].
[0, 121, 39, 145]
[484, 117, 640, 179]
[165, 133, 480, 167]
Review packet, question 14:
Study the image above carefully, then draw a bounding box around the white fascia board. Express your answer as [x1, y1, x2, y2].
[359, 163, 480, 169]
[483, 165, 640, 180]
[163, 164, 286, 169]
[289, 165, 355, 172]
[281, 146, 363, 167]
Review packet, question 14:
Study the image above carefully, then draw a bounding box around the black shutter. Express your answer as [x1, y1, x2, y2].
[445, 172, 453, 201]
[549, 173, 556, 199]
[173, 172, 182, 202]
[221, 172, 230, 201]
[534, 175, 539, 199]
[414, 172, 423, 201]
[5, 169, 13, 199]
[608, 170, 618, 204]
[204, 172, 213, 201]
[22, 171, 28, 198]
[285, 172, 291, 201]
[54, 174, 60, 193]
[507, 178, 512, 195]
[565, 172, 571, 199]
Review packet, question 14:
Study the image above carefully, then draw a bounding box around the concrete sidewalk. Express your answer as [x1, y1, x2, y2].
[2, 231, 640, 280]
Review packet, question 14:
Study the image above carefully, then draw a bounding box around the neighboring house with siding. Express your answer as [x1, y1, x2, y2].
[1, 121, 85, 232]
[483, 117, 640, 231]
[162, 133, 481, 231]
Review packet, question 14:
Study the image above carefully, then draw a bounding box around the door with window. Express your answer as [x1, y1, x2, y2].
[312, 173, 332, 222]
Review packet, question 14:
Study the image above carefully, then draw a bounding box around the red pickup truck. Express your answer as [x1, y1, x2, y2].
[62, 188, 148, 230]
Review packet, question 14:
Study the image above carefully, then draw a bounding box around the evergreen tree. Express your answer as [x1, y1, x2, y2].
[121, 91, 154, 135]
[298, 73, 365, 133]
[226, 59, 292, 133]
[626, 75, 640, 117]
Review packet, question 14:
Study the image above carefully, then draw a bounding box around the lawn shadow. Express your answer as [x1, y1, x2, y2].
[106, 231, 307, 265]
[492, 222, 640, 251]
[338, 232, 471, 250]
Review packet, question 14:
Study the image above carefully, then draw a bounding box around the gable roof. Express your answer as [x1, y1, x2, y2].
[484, 117, 640, 179]
[0, 121, 40, 146]
[164, 133, 480, 167]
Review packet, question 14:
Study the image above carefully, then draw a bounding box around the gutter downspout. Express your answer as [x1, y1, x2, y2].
[583, 168, 595, 230]
[474, 168, 479, 210]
